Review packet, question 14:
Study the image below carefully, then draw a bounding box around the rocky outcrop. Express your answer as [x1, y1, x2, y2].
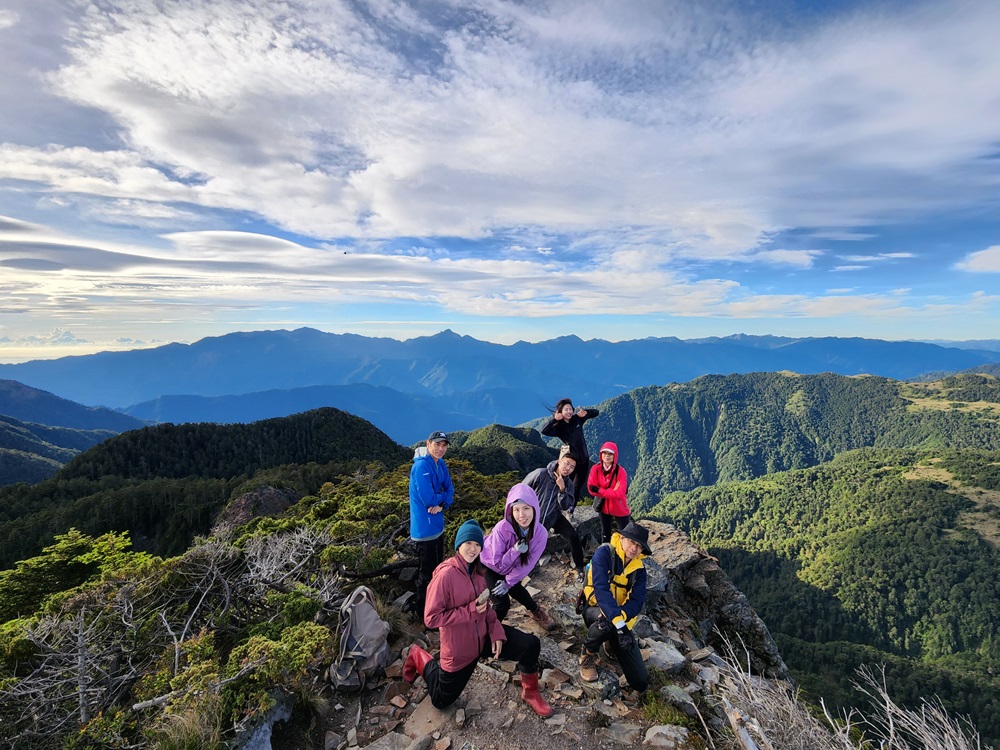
[212, 485, 301, 536]
[293, 511, 793, 750]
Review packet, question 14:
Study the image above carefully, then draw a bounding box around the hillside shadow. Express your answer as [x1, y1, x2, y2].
[708, 546, 887, 650]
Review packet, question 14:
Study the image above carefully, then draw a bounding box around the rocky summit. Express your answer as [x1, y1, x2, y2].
[254, 512, 790, 750]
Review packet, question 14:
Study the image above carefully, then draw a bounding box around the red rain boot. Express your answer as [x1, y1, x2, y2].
[402, 644, 434, 683]
[520, 671, 553, 717]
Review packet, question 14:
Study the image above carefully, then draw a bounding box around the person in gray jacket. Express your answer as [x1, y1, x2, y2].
[523, 449, 585, 577]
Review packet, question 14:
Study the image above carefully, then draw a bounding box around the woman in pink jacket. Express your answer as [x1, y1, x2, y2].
[587, 441, 632, 544]
[402, 519, 553, 716]
[481, 484, 556, 631]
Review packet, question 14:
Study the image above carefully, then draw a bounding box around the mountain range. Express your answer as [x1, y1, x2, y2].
[2, 328, 1000, 447]
[0, 380, 148, 486]
[2, 366, 1000, 745]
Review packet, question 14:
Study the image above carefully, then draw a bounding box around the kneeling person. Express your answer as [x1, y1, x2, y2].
[402, 519, 553, 717]
[578, 521, 651, 693]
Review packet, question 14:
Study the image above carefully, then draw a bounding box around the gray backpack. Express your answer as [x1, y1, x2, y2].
[330, 585, 391, 691]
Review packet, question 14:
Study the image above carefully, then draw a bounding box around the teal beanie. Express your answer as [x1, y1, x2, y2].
[454, 519, 484, 549]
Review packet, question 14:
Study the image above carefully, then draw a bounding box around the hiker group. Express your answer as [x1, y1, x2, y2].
[404, 398, 651, 718]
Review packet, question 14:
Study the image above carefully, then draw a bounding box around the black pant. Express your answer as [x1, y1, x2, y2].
[572, 458, 591, 504]
[550, 512, 585, 570]
[582, 606, 648, 692]
[483, 567, 538, 621]
[599, 512, 632, 544]
[422, 624, 540, 709]
[414, 535, 444, 621]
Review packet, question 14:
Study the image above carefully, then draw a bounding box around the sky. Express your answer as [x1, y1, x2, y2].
[1, 0, 999, 363]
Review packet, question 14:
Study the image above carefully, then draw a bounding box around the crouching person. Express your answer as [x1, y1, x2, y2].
[402, 519, 553, 717]
[481, 484, 557, 630]
[578, 521, 651, 694]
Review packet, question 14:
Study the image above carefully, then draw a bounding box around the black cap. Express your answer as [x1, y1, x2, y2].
[427, 431, 449, 444]
[618, 521, 651, 555]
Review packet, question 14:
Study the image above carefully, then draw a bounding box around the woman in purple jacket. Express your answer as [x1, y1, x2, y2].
[402, 519, 553, 716]
[481, 484, 556, 631]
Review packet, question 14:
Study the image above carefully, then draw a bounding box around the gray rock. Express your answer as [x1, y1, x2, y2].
[632, 615, 662, 640]
[644, 724, 690, 748]
[659, 684, 699, 718]
[231, 689, 294, 750]
[359, 733, 413, 750]
[595, 723, 642, 745]
[644, 557, 668, 608]
[644, 640, 687, 675]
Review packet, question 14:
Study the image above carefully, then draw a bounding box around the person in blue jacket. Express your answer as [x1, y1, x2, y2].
[409, 430, 455, 619]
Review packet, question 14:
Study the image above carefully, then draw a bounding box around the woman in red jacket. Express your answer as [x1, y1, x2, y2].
[402, 519, 552, 716]
[587, 441, 632, 543]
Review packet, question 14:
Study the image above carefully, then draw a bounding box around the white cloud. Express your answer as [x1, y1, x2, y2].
[754, 249, 821, 268]
[955, 245, 1000, 272]
[0, 0, 991, 255]
[0, 328, 92, 346]
[840, 252, 914, 262]
[0, 10, 20, 30]
[2, 1, 1000, 347]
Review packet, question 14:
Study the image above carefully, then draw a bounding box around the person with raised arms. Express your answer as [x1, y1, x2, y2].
[541, 397, 599, 507]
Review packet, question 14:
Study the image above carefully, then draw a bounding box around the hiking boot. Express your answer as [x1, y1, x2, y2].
[579, 649, 599, 682]
[528, 605, 557, 631]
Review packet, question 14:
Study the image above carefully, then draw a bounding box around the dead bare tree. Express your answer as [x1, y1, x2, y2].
[0, 592, 146, 749]
[243, 526, 342, 602]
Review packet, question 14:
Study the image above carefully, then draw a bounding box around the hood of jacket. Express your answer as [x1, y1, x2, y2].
[504, 483, 542, 532]
[598, 441, 618, 470]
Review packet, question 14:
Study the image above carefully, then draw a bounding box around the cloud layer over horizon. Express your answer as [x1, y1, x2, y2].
[1, 0, 999, 356]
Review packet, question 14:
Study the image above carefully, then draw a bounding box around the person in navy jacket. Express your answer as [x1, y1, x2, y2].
[481, 483, 556, 630]
[409, 430, 454, 619]
[578, 522, 650, 693]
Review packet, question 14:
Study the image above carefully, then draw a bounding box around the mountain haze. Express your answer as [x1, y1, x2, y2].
[0, 379, 147, 431]
[2, 330, 998, 448]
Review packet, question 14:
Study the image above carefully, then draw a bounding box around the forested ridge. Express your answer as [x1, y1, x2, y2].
[0, 408, 411, 569]
[3, 375, 1000, 746]
[0, 452, 514, 748]
[0, 415, 117, 487]
[646, 446, 1000, 745]
[589, 371, 1000, 512]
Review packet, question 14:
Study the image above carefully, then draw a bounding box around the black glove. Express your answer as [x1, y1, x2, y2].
[617, 626, 635, 652]
[596, 615, 612, 633]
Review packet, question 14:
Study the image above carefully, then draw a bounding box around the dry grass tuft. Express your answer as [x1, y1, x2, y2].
[714, 640, 991, 750]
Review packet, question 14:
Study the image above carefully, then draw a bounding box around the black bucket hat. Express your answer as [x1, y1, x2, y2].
[618, 521, 651, 555]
